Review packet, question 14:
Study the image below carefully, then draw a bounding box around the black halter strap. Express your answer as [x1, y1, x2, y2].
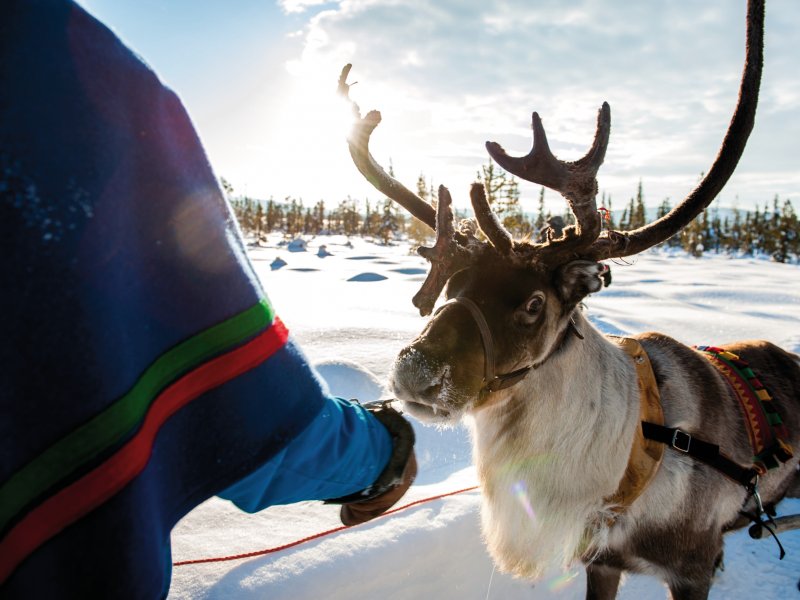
[435, 297, 581, 395]
[435, 297, 530, 393]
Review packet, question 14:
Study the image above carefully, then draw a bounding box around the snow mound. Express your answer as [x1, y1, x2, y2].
[314, 360, 385, 401]
[270, 257, 286, 270]
[391, 267, 427, 275]
[347, 272, 387, 282]
[287, 238, 307, 252]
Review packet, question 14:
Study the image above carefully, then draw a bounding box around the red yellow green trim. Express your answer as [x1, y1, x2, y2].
[0, 315, 289, 583]
[696, 345, 793, 473]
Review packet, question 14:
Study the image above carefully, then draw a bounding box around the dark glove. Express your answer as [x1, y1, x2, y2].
[325, 401, 417, 526]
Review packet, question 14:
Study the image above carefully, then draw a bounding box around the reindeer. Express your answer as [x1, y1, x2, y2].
[339, 1, 799, 598]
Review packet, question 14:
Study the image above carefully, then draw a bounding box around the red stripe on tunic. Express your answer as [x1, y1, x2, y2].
[0, 317, 289, 583]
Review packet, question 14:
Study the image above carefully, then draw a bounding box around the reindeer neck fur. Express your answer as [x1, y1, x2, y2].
[467, 311, 642, 579]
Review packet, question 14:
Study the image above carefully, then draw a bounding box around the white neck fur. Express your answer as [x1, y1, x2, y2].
[467, 313, 640, 579]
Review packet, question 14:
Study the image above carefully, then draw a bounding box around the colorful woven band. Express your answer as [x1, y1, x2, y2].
[695, 345, 793, 474]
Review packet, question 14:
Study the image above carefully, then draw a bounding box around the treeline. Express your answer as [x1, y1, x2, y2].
[469, 166, 800, 263]
[223, 164, 799, 263]
[224, 176, 432, 247]
[610, 183, 799, 263]
[229, 194, 414, 245]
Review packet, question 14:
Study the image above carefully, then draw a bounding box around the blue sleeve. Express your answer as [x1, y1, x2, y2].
[218, 397, 393, 511]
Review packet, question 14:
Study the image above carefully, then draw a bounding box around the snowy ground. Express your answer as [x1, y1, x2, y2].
[168, 235, 800, 599]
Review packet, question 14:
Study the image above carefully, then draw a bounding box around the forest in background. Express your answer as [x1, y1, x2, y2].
[223, 160, 799, 263]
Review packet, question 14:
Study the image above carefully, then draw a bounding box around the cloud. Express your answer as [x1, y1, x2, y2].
[279, 0, 798, 211]
[278, 0, 339, 14]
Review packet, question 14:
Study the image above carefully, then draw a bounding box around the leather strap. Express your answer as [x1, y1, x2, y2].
[435, 297, 534, 394]
[605, 337, 665, 512]
[641, 421, 759, 488]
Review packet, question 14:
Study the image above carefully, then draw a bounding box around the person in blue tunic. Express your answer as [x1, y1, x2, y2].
[0, 1, 416, 597]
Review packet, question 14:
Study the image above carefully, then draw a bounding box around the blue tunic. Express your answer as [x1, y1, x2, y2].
[0, 1, 391, 597]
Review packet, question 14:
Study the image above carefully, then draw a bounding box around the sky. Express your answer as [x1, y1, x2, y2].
[77, 0, 800, 215]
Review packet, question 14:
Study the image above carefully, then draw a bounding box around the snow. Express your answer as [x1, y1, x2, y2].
[168, 236, 800, 599]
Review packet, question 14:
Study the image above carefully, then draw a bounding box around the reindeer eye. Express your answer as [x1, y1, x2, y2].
[524, 294, 545, 316]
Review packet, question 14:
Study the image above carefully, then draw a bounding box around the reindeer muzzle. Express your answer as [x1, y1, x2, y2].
[435, 297, 533, 397]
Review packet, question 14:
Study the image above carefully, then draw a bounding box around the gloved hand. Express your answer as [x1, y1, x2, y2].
[325, 401, 417, 526]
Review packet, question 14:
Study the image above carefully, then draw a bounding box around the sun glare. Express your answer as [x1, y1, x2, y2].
[243, 60, 362, 203]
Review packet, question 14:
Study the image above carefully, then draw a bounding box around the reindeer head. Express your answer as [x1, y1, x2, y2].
[338, 0, 762, 424]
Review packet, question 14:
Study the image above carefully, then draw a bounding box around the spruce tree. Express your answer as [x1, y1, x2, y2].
[378, 199, 399, 244]
[730, 205, 742, 253]
[681, 211, 706, 257]
[407, 173, 433, 248]
[534, 187, 547, 232]
[632, 181, 646, 229]
[254, 201, 264, 240]
[478, 159, 507, 206]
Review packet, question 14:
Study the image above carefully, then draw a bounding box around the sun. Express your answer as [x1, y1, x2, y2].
[247, 63, 364, 203]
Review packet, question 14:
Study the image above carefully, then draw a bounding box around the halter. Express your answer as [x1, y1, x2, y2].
[434, 297, 583, 398]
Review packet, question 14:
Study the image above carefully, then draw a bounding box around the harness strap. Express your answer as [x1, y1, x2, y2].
[605, 338, 665, 513]
[639, 346, 790, 559]
[641, 422, 759, 489]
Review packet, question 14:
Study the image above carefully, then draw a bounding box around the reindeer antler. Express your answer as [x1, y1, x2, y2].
[486, 103, 610, 264]
[487, 0, 763, 263]
[582, 0, 764, 260]
[339, 0, 762, 312]
[337, 64, 436, 230]
[469, 183, 514, 256]
[339, 64, 485, 315]
[413, 186, 482, 315]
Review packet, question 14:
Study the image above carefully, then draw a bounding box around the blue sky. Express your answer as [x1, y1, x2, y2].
[77, 0, 799, 215]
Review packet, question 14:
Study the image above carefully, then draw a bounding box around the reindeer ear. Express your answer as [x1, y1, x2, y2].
[555, 260, 603, 307]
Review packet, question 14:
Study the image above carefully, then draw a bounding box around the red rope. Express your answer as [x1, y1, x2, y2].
[173, 485, 480, 567]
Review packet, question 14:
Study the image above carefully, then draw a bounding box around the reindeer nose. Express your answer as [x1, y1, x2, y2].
[390, 346, 449, 403]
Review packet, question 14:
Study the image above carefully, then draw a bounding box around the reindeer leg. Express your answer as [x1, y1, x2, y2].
[585, 563, 621, 600]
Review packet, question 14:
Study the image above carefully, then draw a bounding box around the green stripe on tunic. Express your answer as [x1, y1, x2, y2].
[0, 300, 274, 535]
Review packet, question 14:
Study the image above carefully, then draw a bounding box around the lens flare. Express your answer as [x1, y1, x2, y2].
[547, 569, 580, 592]
[511, 480, 536, 521]
[497, 453, 556, 478]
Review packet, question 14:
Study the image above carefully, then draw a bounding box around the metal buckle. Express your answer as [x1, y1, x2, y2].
[671, 429, 692, 453]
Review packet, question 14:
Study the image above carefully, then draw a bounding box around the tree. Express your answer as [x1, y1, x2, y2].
[407, 173, 433, 248]
[774, 197, 798, 263]
[631, 181, 646, 229]
[362, 199, 382, 236]
[378, 199, 400, 244]
[336, 197, 360, 236]
[477, 158, 507, 206]
[266, 198, 280, 231]
[534, 187, 547, 232]
[728, 204, 742, 254]
[313, 200, 326, 234]
[494, 176, 530, 237]
[681, 209, 707, 257]
[619, 206, 629, 231]
[254, 201, 264, 239]
[741, 212, 755, 255]
[475, 159, 530, 237]
[285, 197, 304, 236]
